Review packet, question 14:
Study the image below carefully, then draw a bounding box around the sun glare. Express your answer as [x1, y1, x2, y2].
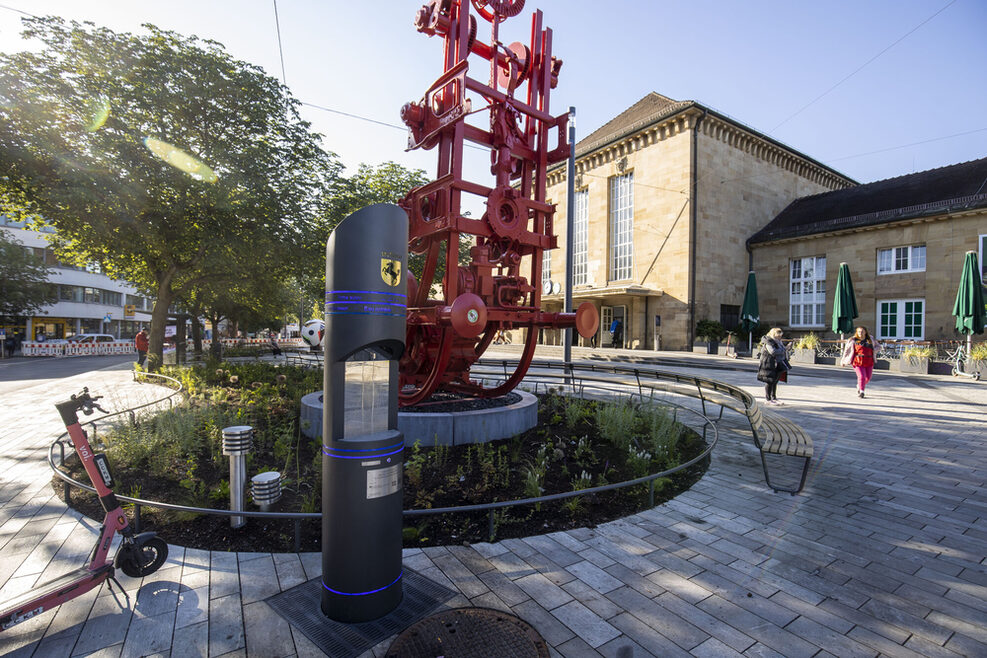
[143, 137, 218, 183]
[85, 95, 111, 132]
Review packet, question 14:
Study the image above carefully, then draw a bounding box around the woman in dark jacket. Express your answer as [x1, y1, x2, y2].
[757, 327, 790, 405]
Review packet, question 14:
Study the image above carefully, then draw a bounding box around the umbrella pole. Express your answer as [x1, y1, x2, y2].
[748, 332, 752, 355]
[968, 334, 973, 368]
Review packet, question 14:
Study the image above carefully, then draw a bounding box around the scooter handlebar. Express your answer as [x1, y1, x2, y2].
[67, 388, 107, 417]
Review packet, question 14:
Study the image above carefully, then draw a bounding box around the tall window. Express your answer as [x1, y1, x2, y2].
[878, 299, 924, 339]
[541, 249, 551, 290]
[877, 245, 925, 274]
[789, 256, 827, 327]
[573, 189, 588, 286]
[609, 173, 633, 281]
[980, 234, 987, 281]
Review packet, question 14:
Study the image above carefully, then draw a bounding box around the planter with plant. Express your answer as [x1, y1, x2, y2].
[791, 332, 820, 364]
[895, 345, 935, 374]
[970, 341, 987, 377]
[695, 319, 727, 354]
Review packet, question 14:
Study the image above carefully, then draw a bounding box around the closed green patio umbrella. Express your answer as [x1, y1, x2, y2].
[952, 251, 986, 364]
[831, 262, 858, 337]
[739, 271, 759, 353]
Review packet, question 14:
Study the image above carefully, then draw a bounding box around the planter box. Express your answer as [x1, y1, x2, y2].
[705, 341, 719, 355]
[894, 356, 930, 374]
[971, 360, 986, 378]
[790, 348, 817, 365]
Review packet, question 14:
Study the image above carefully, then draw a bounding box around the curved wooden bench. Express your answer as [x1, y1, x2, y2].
[754, 408, 812, 494]
[475, 359, 813, 495]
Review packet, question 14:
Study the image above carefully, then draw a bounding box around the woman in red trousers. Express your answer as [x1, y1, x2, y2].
[841, 326, 882, 398]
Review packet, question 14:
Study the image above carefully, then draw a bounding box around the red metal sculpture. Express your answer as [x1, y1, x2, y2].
[399, 0, 598, 406]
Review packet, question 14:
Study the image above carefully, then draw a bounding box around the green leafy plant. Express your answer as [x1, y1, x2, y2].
[794, 332, 821, 350]
[970, 342, 987, 360]
[902, 346, 935, 359]
[595, 399, 636, 451]
[695, 319, 727, 343]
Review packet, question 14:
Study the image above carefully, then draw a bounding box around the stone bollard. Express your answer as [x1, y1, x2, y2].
[251, 471, 282, 512]
[222, 426, 253, 528]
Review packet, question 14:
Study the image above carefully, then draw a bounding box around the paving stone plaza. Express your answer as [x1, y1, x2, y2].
[0, 348, 985, 657]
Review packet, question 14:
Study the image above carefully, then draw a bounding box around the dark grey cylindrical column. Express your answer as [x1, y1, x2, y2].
[321, 203, 408, 623]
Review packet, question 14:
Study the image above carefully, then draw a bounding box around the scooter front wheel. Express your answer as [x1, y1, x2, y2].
[117, 536, 168, 578]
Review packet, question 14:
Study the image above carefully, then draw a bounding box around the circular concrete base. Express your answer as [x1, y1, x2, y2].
[299, 390, 538, 446]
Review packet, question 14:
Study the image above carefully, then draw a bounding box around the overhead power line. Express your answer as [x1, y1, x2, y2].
[828, 127, 987, 163]
[772, 0, 957, 132]
[271, 0, 287, 87]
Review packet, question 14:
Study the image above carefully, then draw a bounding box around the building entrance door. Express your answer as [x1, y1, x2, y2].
[601, 305, 626, 348]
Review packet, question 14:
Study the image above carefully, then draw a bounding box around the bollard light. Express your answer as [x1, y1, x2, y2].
[222, 425, 253, 528]
[251, 471, 282, 512]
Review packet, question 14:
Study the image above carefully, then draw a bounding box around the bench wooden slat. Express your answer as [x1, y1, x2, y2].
[759, 411, 813, 458]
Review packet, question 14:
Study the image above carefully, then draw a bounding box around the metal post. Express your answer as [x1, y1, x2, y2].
[222, 426, 253, 528]
[563, 106, 576, 366]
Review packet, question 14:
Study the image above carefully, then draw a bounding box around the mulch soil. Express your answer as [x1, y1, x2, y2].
[55, 394, 709, 553]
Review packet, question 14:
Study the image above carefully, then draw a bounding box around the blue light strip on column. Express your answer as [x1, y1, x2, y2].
[322, 444, 404, 459]
[325, 290, 407, 318]
[322, 571, 403, 596]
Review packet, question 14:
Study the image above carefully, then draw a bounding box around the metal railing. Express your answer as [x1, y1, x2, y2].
[48, 361, 750, 549]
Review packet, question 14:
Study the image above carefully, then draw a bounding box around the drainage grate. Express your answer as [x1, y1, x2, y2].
[266, 568, 457, 658]
[384, 607, 549, 657]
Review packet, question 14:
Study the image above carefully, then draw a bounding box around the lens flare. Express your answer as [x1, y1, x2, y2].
[85, 95, 111, 132]
[143, 137, 218, 183]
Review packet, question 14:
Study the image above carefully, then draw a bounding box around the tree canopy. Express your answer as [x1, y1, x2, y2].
[0, 17, 341, 366]
[0, 228, 55, 320]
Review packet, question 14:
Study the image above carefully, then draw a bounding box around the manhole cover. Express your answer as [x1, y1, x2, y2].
[385, 607, 549, 657]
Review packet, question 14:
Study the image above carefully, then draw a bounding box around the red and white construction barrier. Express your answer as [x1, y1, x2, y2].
[22, 337, 305, 357]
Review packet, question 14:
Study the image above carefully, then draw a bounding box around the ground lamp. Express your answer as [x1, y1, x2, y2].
[321, 204, 408, 623]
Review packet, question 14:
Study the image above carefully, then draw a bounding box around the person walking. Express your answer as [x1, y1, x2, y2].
[134, 327, 149, 367]
[757, 327, 790, 405]
[841, 325, 882, 398]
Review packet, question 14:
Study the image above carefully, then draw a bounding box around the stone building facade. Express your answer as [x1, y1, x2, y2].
[531, 93, 854, 350]
[748, 158, 987, 342]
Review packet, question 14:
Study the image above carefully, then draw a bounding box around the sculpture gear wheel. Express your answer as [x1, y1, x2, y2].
[472, 0, 525, 21]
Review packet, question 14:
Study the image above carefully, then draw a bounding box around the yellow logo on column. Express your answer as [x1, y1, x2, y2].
[381, 258, 401, 287]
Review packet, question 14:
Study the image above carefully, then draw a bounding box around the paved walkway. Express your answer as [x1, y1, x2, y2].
[1, 349, 986, 657]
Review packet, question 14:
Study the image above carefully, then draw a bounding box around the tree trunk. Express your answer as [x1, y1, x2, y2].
[209, 312, 223, 359]
[190, 304, 203, 357]
[175, 313, 187, 365]
[148, 279, 174, 371]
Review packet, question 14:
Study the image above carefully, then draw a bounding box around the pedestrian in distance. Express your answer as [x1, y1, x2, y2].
[610, 319, 623, 348]
[841, 325, 882, 398]
[268, 331, 282, 356]
[757, 327, 790, 405]
[134, 327, 149, 367]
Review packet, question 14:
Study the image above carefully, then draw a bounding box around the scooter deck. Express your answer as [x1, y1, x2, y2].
[1, 564, 112, 630]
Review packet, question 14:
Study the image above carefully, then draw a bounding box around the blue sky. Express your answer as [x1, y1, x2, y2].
[2, 0, 985, 199]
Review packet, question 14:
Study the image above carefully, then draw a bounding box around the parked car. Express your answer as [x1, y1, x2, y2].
[67, 333, 117, 343]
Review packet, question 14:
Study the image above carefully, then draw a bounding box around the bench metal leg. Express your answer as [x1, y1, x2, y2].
[760, 452, 811, 495]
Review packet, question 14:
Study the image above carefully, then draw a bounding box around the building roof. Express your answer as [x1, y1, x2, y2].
[564, 92, 851, 185]
[576, 93, 691, 156]
[749, 157, 987, 244]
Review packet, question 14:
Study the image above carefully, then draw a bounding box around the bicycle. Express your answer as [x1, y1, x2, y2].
[0, 388, 168, 631]
[947, 343, 981, 380]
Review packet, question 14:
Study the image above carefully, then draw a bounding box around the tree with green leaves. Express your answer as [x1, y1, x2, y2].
[302, 161, 471, 302]
[0, 17, 341, 368]
[0, 228, 55, 321]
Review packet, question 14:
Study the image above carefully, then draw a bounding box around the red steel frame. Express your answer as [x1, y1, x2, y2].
[399, 0, 597, 406]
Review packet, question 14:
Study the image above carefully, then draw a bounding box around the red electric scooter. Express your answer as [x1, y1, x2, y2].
[0, 388, 168, 631]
